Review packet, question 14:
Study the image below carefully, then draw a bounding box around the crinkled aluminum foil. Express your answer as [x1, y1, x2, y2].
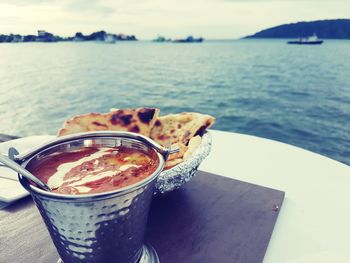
[155, 131, 212, 194]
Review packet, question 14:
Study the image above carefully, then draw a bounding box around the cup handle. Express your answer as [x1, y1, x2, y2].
[161, 146, 179, 161]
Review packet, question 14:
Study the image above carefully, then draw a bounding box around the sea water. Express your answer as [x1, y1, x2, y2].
[0, 39, 349, 164]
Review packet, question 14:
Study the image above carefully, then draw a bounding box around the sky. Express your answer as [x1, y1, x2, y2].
[0, 0, 349, 39]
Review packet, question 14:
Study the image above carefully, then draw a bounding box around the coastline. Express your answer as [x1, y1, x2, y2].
[0, 30, 137, 43]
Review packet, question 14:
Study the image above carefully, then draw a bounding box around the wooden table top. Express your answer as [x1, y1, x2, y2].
[0, 170, 284, 263]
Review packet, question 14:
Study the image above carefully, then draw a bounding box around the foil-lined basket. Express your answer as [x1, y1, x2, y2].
[155, 131, 212, 194]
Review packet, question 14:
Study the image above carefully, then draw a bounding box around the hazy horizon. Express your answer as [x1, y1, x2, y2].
[0, 0, 349, 39]
[1, 19, 350, 41]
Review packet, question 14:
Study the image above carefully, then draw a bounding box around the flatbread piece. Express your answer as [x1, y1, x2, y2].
[58, 108, 159, 137]
[150, 112, 215, 147]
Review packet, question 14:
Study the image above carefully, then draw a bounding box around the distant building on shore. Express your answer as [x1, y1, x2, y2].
[0, 30, 138, 43]
[36, 30, 58, 42]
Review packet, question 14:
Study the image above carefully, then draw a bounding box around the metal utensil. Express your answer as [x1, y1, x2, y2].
[0, 152, 51, 191]
[18, 131, 173, 263]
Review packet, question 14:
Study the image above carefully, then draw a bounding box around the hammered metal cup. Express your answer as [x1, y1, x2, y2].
[16, 131, 175, 263]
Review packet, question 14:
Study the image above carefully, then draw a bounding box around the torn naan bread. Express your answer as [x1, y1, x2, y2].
[164, 136, 201, 170]
[183, 135, 202, 161]
[164, 158, 183, 170]
[58, 109, 215, 170]
[150, 112, 215, 147]
[168, 142, 188, 161]
[58, 108, 159, 137]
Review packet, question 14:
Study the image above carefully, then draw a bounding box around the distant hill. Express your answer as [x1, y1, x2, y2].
[245, 19, 350, 39]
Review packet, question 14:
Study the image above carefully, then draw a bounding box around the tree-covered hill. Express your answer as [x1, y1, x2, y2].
[245, 19, 350, 39]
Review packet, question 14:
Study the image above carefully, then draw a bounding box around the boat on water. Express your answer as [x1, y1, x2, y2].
[153, 36, 171, 42]
[287, 34, 323, 45]
[172, 36, 204, 43]
[104, 34, 116, 44]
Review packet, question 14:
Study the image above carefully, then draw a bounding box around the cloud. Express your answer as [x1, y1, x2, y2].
[1, 0, 115, 14]
[0, 0, 349, 39]
[0, 0, 60, 5]
[223, 0, 348, 1]
[63, 0, 115, 15]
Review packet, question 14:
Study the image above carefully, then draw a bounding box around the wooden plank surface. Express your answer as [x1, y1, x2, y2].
[146, 171, 284, 263]
[0, 171, 284, 263]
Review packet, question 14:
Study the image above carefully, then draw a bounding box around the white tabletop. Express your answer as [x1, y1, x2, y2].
[1, 131, 350, 262]
[200, 130, 350, 263]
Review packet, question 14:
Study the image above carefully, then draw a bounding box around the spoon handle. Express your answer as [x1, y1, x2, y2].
[0, 153, 51, 191]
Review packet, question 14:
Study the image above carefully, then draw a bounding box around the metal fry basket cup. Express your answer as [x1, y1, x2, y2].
[16, 131, 174, 263]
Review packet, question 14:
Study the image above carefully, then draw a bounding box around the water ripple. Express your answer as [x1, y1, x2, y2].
[0, 40, 350, 165]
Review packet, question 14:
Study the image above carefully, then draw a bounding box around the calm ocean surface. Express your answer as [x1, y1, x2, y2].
[0, 40, 349, 165]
